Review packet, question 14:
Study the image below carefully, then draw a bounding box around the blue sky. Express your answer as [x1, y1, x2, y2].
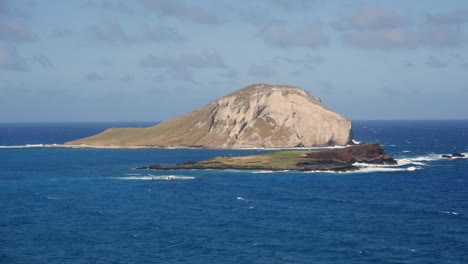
[1, 0, 468, 122]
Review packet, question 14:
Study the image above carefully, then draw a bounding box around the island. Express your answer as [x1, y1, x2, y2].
[66, 84, 352, 148]
[137, 143, 397, 172]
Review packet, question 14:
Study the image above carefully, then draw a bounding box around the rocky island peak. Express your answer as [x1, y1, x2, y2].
[66, 83, 352, 148]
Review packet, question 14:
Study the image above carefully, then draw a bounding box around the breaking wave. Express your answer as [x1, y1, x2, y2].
[117, 174, 195, 181]
[0, 144, 64, 149]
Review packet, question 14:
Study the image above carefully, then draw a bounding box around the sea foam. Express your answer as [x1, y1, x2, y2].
[118, 175, 195, 181]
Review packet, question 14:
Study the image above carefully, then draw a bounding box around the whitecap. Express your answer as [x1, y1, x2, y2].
[0, 144, 66, 149]
[117, 175, 195, 181]
[236, 196, 246, 201]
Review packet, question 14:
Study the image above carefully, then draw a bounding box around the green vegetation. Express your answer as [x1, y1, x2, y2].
[144, 149, 357, 172]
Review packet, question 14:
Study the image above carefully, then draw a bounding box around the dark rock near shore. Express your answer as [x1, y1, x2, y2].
[442, 153, 465, 159]
[305, 143, 397, 165]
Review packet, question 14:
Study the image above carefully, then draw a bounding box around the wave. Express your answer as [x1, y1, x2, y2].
[0, 144, 66, 149]
[117, 175, 195, 181]
[397, 153, 467, 165]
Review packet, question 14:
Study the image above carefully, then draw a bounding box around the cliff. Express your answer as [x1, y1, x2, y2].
[66, 84, 352, 148]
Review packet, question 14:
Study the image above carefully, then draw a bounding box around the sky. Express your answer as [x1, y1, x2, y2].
[1, 0, 468, 122]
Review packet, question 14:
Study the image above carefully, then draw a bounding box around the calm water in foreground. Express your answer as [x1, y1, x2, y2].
[1, 120, 467, 263]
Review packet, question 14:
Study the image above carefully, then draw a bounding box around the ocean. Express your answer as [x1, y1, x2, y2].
[0, 120, 467, 263]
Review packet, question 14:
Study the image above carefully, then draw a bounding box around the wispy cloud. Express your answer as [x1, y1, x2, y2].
[84, 72, 105, 82]
[0, 45, 27, 71]
[426, 56, 447, 68]
[426, 9, 468, 26]
[258, 21, 329, 49]
[0, 19, 36, 42]
[347, 6, 405, 30]
[268, 0, 312, 11]
[140, 0, 218, 24]
[248, 64, 275, 78]
[141, 51, 226, 83]
[86, 21, 185, 45]
[33, 55, 54, 68]
[140, 51, 225, 69]
[83, 0, 134, 15]
[340, 6, 467, 49]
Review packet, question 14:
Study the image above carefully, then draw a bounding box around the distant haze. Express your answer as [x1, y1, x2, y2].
[1, 0, 468, 122]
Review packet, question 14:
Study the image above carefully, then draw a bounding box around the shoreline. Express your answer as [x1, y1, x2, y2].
[0, 143, 353, 150]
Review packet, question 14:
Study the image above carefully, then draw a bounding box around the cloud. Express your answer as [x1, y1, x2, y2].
[83, 1, 134, 15]
[340, 6, 467, 49]
[347, 6, 404, 30]
[275, 54, 325, 70]
[84, 72, 105, 81]
[0, 19, 36, 42]
[141, 25, 186, 42]
[418, 24, 465, 48]
[426, 9, 468, 26]
[223, 68, 238, 79]
[86, 22, 129, 43]
[155, 67, 195, 83]
[121, 74, 134, 83]
[426, 56, 447, 68]
[248, 64, 275, 78]
[141, 51, 226, 83]
[140, 51, 225, 69]
[141, 0, 218, 24]
[0, 45, 27, 71]
[317, 81, 334, 95]
[461, 62, 468, 69]
[403, 60, 414, 67]
[33, 55, 54, 68]
[268, 0, 312, 11]
[51, 28, 74, 38]
[343, 27, 419, 49]
[258, 22, 329, 48]
[86, 21, 185, 45]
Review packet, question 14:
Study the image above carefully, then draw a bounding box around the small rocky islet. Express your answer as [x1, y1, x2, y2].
[138, 143, 397, 172]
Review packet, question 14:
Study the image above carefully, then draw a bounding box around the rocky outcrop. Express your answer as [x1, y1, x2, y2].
[66, 84, 352, 148]
[305, 143, 397, 165]
[138, 143, 397, 172]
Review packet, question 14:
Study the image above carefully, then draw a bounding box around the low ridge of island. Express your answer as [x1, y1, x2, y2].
[138, 143, 397, 172]
[66, 84, 352, 148]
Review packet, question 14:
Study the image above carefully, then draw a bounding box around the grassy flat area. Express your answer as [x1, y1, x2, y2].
[147, 149, 356, 172]
[201, 150, 311, 170]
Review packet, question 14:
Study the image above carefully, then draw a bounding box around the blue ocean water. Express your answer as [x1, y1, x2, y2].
[0, 121, 467, 263]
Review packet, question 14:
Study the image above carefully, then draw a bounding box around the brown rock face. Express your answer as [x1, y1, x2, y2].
[66, 84, 352, 148]
[306, 143, 397, 165]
